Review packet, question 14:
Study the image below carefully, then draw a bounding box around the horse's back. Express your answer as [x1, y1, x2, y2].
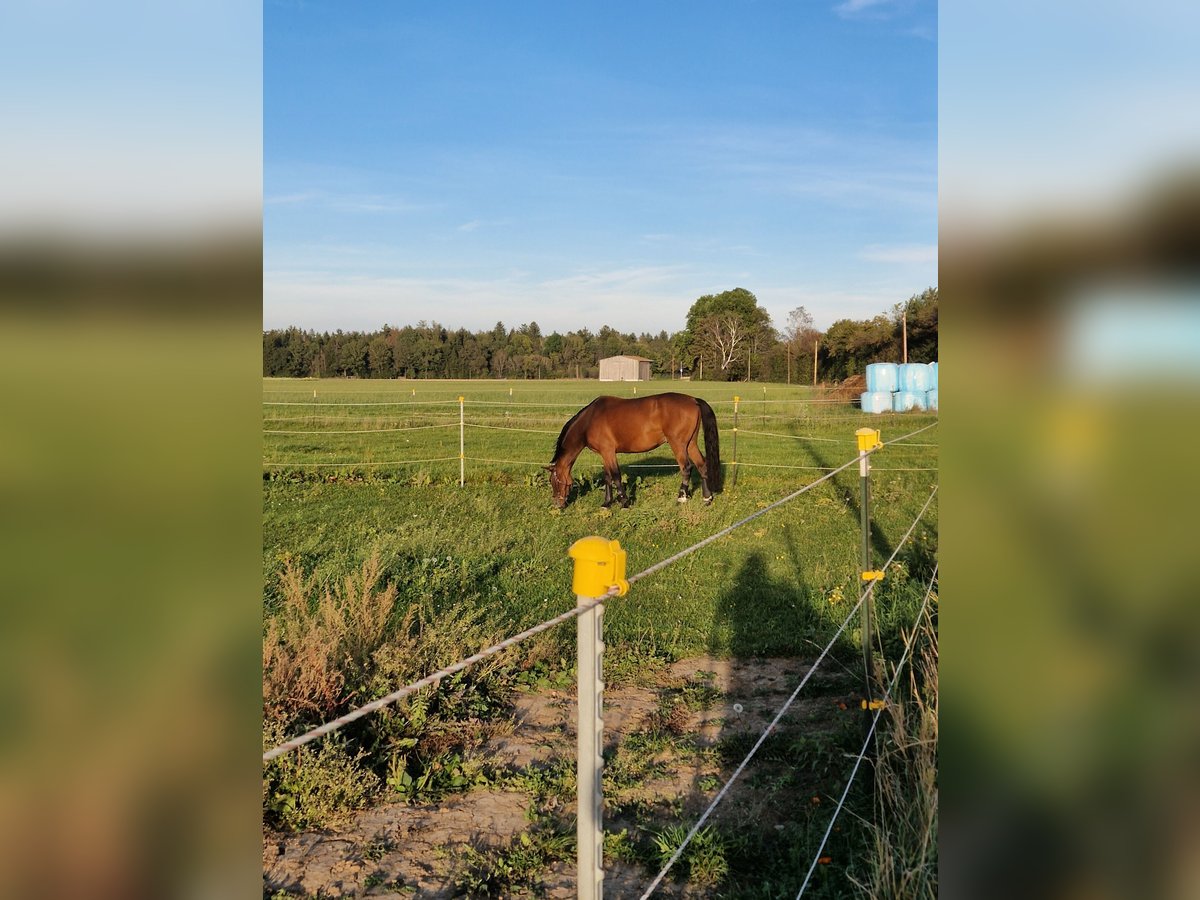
[583, 392, 701, 452]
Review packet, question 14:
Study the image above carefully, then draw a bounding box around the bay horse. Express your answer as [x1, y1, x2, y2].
[547, 393, 722, 509]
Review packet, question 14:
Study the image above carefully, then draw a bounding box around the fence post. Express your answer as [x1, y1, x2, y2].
[855, 428, 885, 699]
[458, 396, 465, 487]
[567, 537, 629, 900]
[731, 396, 740, 488]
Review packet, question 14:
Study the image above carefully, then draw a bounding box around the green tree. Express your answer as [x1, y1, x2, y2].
[684, 288, 772, 380]
[893, 287, 938, 363]
[783, 306, 820, 384]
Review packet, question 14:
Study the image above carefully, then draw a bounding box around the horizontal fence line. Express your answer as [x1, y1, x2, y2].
[465, 422, 561, 435]
[734, 461, 842, 471]
[262, 396, 883, 408]
[737, 430, 850, 444]
[639, 485, 939, 898]
[263, 423, 460, 435]
[463, 456, 545, 467]
[795, 563, 939, 899]
[263, 456, 460, 468]
[737, 428, 940, 448]
[882, 421, 939, 446]
[263, 399, 458, 407]
[259, 421, 939, 473]
[463, 400, 592, 408]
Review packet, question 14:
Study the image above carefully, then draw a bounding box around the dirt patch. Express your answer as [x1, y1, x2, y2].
[263, 655, 857, 898]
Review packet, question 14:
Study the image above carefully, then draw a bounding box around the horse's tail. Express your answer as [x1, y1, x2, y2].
[697, 397, 723, 492]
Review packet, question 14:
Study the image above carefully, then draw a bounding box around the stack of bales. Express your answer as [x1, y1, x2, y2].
[860, 362, 938, 413]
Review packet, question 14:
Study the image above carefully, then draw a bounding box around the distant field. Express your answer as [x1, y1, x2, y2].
[262, 377, 938, 659]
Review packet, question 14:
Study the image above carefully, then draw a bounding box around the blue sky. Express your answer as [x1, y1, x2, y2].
[265, 0, 936, 335]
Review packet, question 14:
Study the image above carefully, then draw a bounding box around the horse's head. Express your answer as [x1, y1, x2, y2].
[546, 461, 572, 509]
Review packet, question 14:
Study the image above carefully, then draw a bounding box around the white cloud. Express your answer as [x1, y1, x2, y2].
[263, 265, 706, 334]
[860, 243, 937, 264]
[833, 0, 897, 20]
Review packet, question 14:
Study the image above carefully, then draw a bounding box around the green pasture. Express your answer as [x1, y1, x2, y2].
[263, 377, 938, 660]
[262, 377, 939, 895]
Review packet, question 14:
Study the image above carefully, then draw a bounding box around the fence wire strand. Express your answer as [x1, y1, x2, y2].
[263, 423, 459, 435]
[637, 484, 938, 899]
[794, 562, 939, 899]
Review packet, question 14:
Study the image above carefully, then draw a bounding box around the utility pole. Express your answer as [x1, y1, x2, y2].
[902, 307, 908, 363]
[813, 339, 819, 386]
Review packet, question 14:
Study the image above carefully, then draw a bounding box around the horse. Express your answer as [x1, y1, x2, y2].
[546, 392, 722, 509]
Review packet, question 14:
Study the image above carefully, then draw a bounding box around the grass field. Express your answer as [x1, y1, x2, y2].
[262, 377, 939, 897]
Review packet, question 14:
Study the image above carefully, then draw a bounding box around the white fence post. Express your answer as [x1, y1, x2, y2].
[568, 537, 628, 900]
[576, 593, 604, 900]
[459, 396, 465, 487]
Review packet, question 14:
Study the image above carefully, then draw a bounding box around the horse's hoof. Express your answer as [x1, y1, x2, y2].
[620, 499, 632, 509]
[704, 496, 713, 506]
[677, 495, 688, 504]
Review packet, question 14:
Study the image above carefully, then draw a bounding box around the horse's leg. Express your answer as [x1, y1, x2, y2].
[600, 449, 629, 508]
[687, 440, 713, 504]
[598, 450, 618, 508]
[668, 438, 691, 502]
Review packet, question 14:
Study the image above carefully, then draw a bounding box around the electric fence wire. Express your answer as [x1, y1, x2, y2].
[636, 484, 938, 899]
[794, 562, 939, 899]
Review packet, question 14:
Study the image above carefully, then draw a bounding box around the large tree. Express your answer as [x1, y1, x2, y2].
[684, 288, 772, 380]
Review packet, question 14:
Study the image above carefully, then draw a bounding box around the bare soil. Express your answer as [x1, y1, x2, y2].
[263, 655, 856, 898]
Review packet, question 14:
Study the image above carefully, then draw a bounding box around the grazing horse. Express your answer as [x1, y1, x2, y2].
[546, 393, 722, 509]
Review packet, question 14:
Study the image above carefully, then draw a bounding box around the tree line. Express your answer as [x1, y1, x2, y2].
[263, 286, 936, 383]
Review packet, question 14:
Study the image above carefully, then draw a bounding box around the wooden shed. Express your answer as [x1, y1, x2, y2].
[598, 355, 652, 381]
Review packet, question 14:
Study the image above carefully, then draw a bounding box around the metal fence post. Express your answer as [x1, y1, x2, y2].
[855, 428, 884, 699]
[567, 537, 629, 900]
[731, 395, 739, 488]
[458, 396, 465, 487]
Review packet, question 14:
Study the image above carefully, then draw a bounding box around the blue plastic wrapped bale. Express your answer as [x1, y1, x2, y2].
[928, 361, 938, 391]
[865, 362, 899, 393]
[926, 389, 938, 411]
[860, 391, 892, 414]
[898, 363, 930, 393]
[893, 390, 920, 412]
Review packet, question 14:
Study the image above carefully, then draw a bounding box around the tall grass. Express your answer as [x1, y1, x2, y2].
[263, 554, 397, 723]
[262, 553, 533, 830]
[853, 603, 939, 899]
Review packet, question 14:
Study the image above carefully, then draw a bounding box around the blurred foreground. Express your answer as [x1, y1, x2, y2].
[0, 233, 263, 900]
[942, 167, 1200, 899]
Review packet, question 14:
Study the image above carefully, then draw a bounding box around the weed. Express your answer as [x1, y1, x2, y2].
[262, 725, 380, 831]
[358, 832, 394, 862]
[362, 872, 385, 890]
[651, 824, 730, 887]
[262, 557, 524, 831]
[262, 553, 397, 724]
[504, 758, 575, 811]
[387, 750, 488, 801]
[453, 826, 574, 896]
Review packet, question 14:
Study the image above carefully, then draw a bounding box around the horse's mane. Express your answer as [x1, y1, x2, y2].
[551, 400, 595, 463]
